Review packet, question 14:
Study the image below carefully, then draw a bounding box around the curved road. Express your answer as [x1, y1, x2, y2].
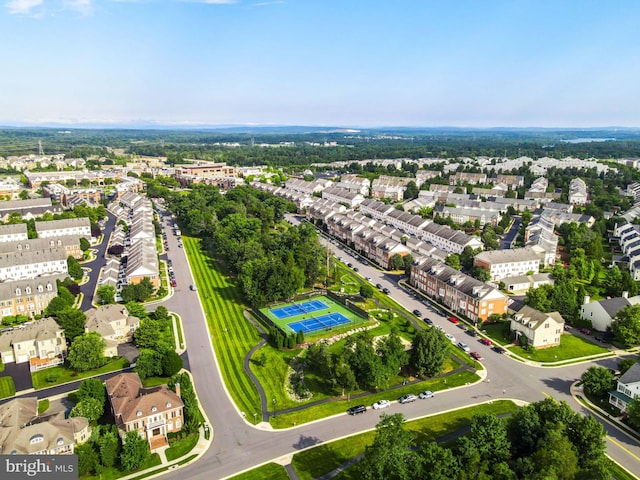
[158, 210, 640, 479]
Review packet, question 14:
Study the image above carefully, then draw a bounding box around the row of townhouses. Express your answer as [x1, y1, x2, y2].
[613, 221, 640, 281]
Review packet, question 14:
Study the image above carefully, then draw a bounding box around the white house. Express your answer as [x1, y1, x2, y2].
[510, 305, 564, 349]
[610, 363, 640, 413]
[580, 294, 640, 332]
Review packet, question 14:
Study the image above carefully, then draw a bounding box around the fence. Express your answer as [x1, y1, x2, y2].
[326, 290, 370, 320]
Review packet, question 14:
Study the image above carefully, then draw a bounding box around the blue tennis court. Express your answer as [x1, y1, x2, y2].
[270, 299, 329, 320]
[288, 313, 351, 333]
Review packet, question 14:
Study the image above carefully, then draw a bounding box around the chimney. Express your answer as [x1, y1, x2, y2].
[175, 383, 180, 398]
[623, 291, 629, 299]
[583, 295, 590, 305]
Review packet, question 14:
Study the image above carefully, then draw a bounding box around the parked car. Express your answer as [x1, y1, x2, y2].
[347, 405, 367, 415]
[424, 318, 433, 325]
[353, 267, 359, 272]
[457, 342, 471, 353]
[347, 262, 353, 268]
[366, 276, 372, 282]
[189, 284, 197, 291]
[376, 283, 383, 290]
[493, 346, 506, 354]
[362, 260, 369, 266]
[466, 329, 478, 337]
[470, 352, 483, 361]
[479, 338, 493, 346]
[372, 400, 391, 410]
[418, 390, 434, 399]
[579, 328, 592, 335]
[399, 394, 417, 404]
[448, 316, 459, 324]
[171, 280, 177, 287]
[412, 309, 422, 317]
[382, 288, 390, 295]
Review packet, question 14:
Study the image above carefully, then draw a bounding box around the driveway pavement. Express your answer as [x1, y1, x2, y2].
[1, 361, 32, 392]
[80, 211, 116, 311]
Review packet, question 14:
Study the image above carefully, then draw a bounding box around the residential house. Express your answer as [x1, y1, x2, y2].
[0, 317, 66, 371]
[568, 177, 588, 205]
[0, 275, 64, 320]
[502, 273, 554, 293]
[0, 224, 28, 244]
[85, 305, 140, 357]
[0, 198, 62, 222]
[35, 218, 92, 239]
[370, 176, 411, 201]
[321, 186, 365, 208]
[509, 305, 564, 349]
[0, 248, 68, 283]
[609, 363, 640, 413]
[0, 397, 90, 455]
[0, 236, 83, 260]
[333, 174, 370, 196]
[580, 294, 640, 332]
[106, 373, 184, 450]
[417, 223, 483, 254]
[473, 247, 541, 282]
[124, 238, 160, 288]
[449, 172, 487, 185]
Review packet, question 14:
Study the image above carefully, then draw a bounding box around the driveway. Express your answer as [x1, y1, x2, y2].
[1, 361, 32, 392]
[117, 343, 140, 364]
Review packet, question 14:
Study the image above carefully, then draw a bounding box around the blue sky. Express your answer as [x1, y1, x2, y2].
[0, 0, 638, 127]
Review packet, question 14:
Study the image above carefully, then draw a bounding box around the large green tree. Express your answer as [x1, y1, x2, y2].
[67, 256, 84, 280]
[580, 366, 615, 397]
[96, 285, 115, 305]
[612, 304, 640, 346]
[67, 332, 106, 372]
[120, 431, 150, 471]
[70, 397, 104, 422]
[55, 307, 87, 342]
[409, 328, 449, 377]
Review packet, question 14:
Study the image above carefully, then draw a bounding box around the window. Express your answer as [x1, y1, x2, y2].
[15, 288, 20, 296]
[57, 438, 64, 446]
[136, 410, 142, 417]
[30, 435, 44, 445]
[151, 406, 157, 412]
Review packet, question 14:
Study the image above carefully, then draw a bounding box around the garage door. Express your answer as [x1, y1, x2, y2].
[2, 353, 14, 363]
[17, 354, 29, 363]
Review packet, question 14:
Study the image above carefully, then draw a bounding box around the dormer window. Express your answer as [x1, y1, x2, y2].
[151, 406, 157, 412]
[165, 402, 171, 408]
[25, 244, 29, 250]
[50, 240, 55, 247]
[29, 435, 44, 445]
[136, 410, 142, 417]
[57, 438, 64, 446]
[15, 288, 20, 296]
[46, 283, 52, 291]
[25, 286, 31, 295]
[37, 285, 43, 293]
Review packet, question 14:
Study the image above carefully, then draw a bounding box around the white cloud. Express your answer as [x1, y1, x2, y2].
[63, 0, 92, 14]
[252, 1, 283, 6]
[6, 0, 43, 15]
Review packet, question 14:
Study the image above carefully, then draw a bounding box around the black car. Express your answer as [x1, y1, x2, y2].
[382, 287, 390, 294]
[347, 405, 366, 415]
[353, 267, 359, 272]
[424, 318, 433, 325]
[412, 309, 422, 317]
[376, 283, 383, 290]
[466, 329, 478, 337]
[492, 346, 506, 354]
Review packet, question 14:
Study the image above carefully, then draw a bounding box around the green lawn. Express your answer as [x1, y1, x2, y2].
[83, 454, 161, 480]
[227, 463, 289, 480]
[183, 236, 262, 418]
[481, 321, 511, 345]
[0, 376, 16, 399]
[270, 369, 480, 429]
[609, 458, 639, 480]
[37, 399, 50, 415]
[292, 400, 518, 480]
[165, 432, 199, 462]
[142, 376, 171, 387]
[173, 314, 185, 350]
[32, 357, 129, 390]
[510, 333, 608, 362]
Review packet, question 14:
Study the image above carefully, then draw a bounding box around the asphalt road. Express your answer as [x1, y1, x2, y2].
[80, 211, 117, 311]
[106, 210, 640, 478]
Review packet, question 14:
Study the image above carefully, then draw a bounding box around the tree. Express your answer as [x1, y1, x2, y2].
[389, 253, 405, 271]
[580, 366, 615, 397]
[125, 301, 148, 319]
[602, 265, 624, 298]
[376, 333, 408, 376]
[55, 307, 87, 342]
[415, 442, 459, 480]
[135, 349, 163, 379]
[403, 253, 414, 275]
[79, 237, 91, 251]
[96, 285, 115, 305]
[612, 304, 640, 346]
[619, 358, 636, 375]
[120, 431, 150, 471]
[470, 266, 491, 282]
[67, 256, 84, 280]
[162, 350, 184, 377]
[68, 333, 106, 372]
[532, 423, 579, 479]
[19, 189, 30, 200]
[334, 360, 357, 396]
[305, 343, 332, 375]
[410, 328, 449, 377]
[134, 319, 162, 349]
[77, 443, 101, 477]
[481, 225, 500, 250]
[70, 397, 104, 422]
[445, 254, 461, 270]
[359, 284, 374, 298]
[358, 413, 416, 480]
[467, 413, 510, 463]
[75, 378, 106, 407]
[403, 181, 419, 200]
[99, 426, 120, 469]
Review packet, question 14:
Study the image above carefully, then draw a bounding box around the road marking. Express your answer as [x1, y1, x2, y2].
[542, 391, 551, 398]
[608, 436, 640, 462]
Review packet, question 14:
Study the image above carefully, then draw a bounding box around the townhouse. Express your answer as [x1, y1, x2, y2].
[568, 177, 588, 205]
[321, 186, 365, 208]
[434, 205, 502, 227]
[370, 176, 411, 201]
[0, 398, 90, 455]
[0, 178, 20, 199]
[509, 305, 564, 349]
[414, 170, 441, 187]
[285, 178, 332, 195]
[333, 174, 370, 196]
[524, 215, 558, 267]
[417, 223, 483, 254]
[492, 174, 524, 190]
[384, 209, 430, 236]
[35, 218, 92, 239]
[0, 198, 62, 221]
[43, 184, 102, 207]
[613, 222, 640, 281]
[473, 247, 541, 282]
[24, 169, 122, 188]
[358, 198, 395, 221]
[0, 317, 66, 371]
[449, 172, 487, 185]
[410, 257, 508, 322]
[0, 236, 83, 260]
[0, 248, 68, 283]
[106, 373, 184, 450]
[125, 238, 160, 288]
[0, 224, 28, 244]
[580, 293, 640, 332]
[0, 274, 64, 320]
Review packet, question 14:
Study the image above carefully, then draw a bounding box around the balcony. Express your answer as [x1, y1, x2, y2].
[145, 418, 166, 430]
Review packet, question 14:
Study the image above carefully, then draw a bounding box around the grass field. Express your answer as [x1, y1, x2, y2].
[165, 432, 199, 462]
[32, 357, 129, 390]
[183, 236, 262, 417]
[510, 333, 609, 362]
[227, 463, 289, 480]
[291, 400, 519, 480]
[260, 295, 368, 337]
[0, 376, 16, 399]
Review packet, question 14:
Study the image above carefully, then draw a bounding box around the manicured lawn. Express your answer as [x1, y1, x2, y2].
[481, 321, 511, 345]
[0, 376, 16, 399]
[165, 432, 199, 461]
[227, 463, 289, 480]
[609, 459, 638, 480]
[83, 454, 161, 480]
[32, 357, 129, 390]
[292, 400, 518, 480]
[142, 376, 171, 387]
[37, 399, 50, 415]
[270, 369, 480, 429]
[510, 333, 608, 362]
[0, 360, 4, 372]
[183, 236, 262, 418]
[173, 314, 185, 350]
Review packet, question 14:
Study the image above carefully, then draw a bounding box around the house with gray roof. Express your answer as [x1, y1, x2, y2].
[0, 317, 66, 371]
[0, 224, 28, 244]
[0, 247, 67, 282]
[35, 217, 91, 239]
[510, 305, 564, 349]
[0, 198, 62, 221]
[610, 363, 640, 413]
[580, 294, 640, 332]
[474, 247, 541, 282]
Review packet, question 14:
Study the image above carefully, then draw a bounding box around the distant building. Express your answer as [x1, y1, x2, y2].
[473, 247, 541, 282]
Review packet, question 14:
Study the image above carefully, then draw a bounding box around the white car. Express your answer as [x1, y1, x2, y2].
[419, 390, 435, 399]
[445, 333, 456, 343]
[372, 399, 391, 410]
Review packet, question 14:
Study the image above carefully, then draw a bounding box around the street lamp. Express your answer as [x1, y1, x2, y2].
[253, 412, 258, 424]
[272, 398, 277, 418]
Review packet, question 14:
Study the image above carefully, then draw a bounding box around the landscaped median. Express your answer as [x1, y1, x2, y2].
[0, 376, 16, 399]
[31, 357, 129, 390]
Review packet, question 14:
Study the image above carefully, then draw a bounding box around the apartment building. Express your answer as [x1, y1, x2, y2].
[174, 161, 236, 178]
[0, 248, 68, 283]
[473, 247, 541, 282]
[410, 257, 508, 322]
[0, 317, 66, 371]
[0, 236, 83, 260]
[106, 373, 184, 450]
[321, 186, 365, 208]
[35, 218, 92, 239]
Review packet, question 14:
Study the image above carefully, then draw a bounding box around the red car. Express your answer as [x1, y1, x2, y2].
[171, 279, 177, 287]
[448, 317, 459, 324]
[479, 338, 493, 346]
[470, 352, 483, 361]
[579, 328, 591, 335]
